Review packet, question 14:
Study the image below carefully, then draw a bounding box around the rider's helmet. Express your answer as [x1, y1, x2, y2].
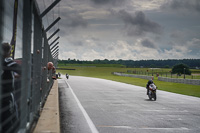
[148, 80, 153, 85]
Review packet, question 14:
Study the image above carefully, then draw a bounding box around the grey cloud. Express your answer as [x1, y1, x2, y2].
[91, 37, 100, 41]
[60, 12, 88, 28]
[58, 11, 88, 36]
[68, 15, 87, 28]
[161, 0, 200, 13]
[90, 0, 128, 6]
[141, 39, 156, 48]
[117, 10, 162, 36]
[170, 31, 181, 39]
[107, 45, 114, 51]
[170, 30, 186, 41]
[57, 1, 89, 29]
[58, 29, 68, 37]
[168, 41, 176, 46]
[73, 41, 84, 46]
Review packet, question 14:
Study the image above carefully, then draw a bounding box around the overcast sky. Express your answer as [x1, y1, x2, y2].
[37, 0, 200, 60]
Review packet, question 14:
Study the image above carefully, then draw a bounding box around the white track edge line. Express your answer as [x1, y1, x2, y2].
[64, 80, 99, 133]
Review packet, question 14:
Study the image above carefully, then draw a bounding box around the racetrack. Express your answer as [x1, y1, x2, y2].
[58, 76, 200, 133]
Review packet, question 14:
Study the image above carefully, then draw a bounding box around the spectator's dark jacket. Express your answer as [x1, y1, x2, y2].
[1, 57, 21, 132]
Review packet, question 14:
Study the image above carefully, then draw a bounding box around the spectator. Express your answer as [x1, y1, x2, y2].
[1, 43, 21, 132]
[47, 62, 53, 70]
[47, 62, 55, 81]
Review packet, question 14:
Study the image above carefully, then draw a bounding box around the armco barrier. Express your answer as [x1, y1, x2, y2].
[113, 72, 153, 80]
[158, 77, 200, 85]
[113, 72, 200, 86]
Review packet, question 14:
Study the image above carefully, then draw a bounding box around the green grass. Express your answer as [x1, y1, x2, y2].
[57, 66, 200, 98]
[58, 63, 126, 68]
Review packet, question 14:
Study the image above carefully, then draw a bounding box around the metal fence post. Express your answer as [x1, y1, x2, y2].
[32, 5, 43, 119]
[41, 33, 48, 104]
[0, 0, 5, 132]
[48, 45, 53, 88]
[20, 0, 32, 131]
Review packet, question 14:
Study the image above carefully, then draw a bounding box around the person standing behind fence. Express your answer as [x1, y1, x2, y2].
[1, 42, 21, 133]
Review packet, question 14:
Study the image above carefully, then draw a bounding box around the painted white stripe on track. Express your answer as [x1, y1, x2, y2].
[64, 80, 99, 133]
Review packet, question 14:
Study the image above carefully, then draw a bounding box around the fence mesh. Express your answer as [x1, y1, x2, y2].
[0, 0, 59, 132]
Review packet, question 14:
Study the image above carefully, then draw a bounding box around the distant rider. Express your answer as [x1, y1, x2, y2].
[66, 73, 69, 79]
[58, 72, 61, 77]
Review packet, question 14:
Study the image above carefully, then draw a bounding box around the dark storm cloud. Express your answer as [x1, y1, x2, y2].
[141, 39, 156, 48]
[161, 0, 200, 13]
[117, 10, 162, 36]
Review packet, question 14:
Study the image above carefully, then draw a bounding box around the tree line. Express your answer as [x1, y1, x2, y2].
[58, 59, 200, 68]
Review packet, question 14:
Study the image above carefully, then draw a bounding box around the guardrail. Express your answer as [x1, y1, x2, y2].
[113, 72, 200, 86]
[113, 72, 153, 80]
[0, 0, 60, 132]
[158, 77, 200, 85]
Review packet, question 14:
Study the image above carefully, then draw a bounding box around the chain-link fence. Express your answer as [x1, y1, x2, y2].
[0, 0, 59, 132]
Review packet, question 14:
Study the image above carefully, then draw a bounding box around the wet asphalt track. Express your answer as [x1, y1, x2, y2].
[58, 76, 200, 133]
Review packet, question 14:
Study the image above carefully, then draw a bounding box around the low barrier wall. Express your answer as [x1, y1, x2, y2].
[113, 72, 153, 80]
[158, 77, 200, 85]
[113, 72, 200, 86]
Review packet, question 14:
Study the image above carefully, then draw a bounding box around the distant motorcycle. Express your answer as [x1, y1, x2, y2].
[66, 73, 69, 79]
[148, 83, 157, 101]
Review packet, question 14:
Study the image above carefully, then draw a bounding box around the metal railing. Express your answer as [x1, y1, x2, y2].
[0, 0, 60, 132]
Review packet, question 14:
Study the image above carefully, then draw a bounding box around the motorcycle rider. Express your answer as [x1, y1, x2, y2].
[146, 80, 154, 95]
[66, 73, 69, 79]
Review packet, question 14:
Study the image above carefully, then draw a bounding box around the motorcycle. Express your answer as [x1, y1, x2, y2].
[66, 73, 69, 79]
[148, 83, 157, 101]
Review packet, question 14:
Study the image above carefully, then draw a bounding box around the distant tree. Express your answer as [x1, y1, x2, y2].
[172, 63, 191, 75]
[58, 59, 200, 68]
[164, 65, 170, 68]
[150, 64, 156, 68]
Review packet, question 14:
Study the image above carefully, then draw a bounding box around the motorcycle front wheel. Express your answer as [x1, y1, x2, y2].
[153, 93, 157, 101]
[148, 93, 152, 100]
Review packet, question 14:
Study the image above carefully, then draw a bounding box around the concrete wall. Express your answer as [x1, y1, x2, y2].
[158, 77, 200, 85]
